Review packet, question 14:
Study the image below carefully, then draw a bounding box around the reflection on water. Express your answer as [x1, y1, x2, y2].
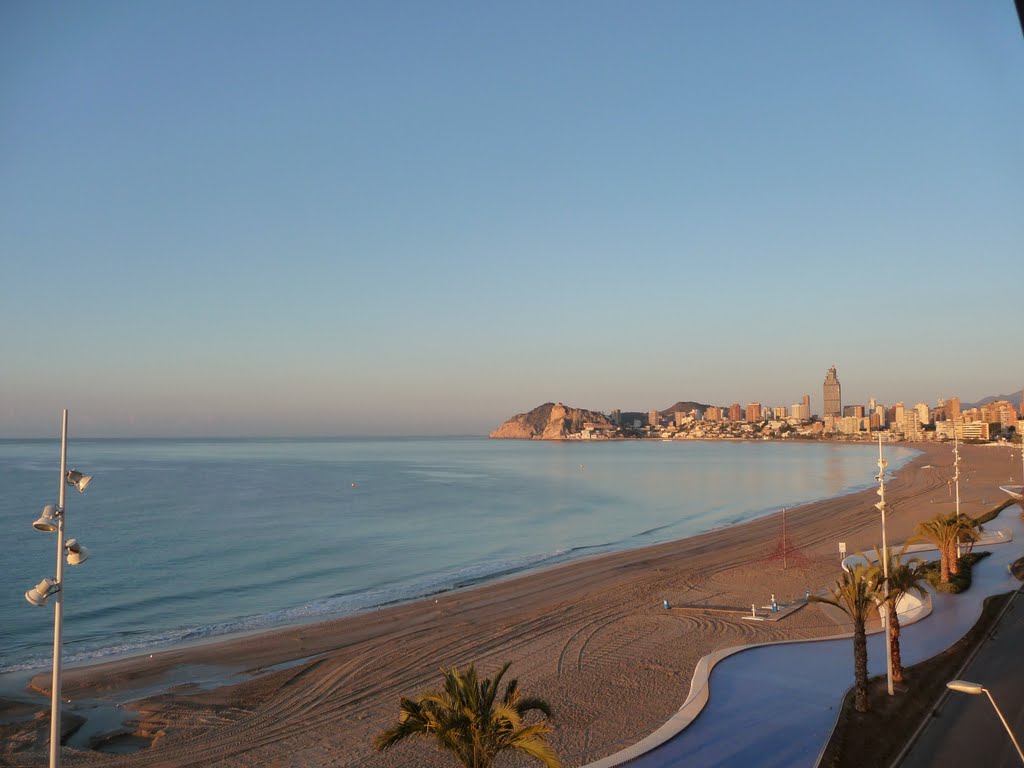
[823, 445, 847, 497]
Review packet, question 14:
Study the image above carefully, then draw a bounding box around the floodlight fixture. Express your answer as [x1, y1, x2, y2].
[33, 505, 60, 533]
[66, 469, 92, 494]
[65, 539, 89, 566]
[25, 578, 59, 607]
[27, 409, 98, 768]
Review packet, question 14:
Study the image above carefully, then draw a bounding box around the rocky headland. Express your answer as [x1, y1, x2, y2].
[488, 402, 613, 439]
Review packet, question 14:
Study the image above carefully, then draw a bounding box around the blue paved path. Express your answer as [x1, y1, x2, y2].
[629, 512, 1024, 768]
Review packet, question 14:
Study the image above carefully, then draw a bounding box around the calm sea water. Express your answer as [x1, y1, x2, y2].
[0, 438, 915, 675]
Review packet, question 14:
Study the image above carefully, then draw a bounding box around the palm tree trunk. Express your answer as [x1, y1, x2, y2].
[948, 539, 960, 576]
[940, 546, 951, 583]
[853, 620, 869, 713]
[889, 605, 904, 684]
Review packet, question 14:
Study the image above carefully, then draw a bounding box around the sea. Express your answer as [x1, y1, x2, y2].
[0, 437, 916, 676]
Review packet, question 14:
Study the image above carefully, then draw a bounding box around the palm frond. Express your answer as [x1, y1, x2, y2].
[374, 662, 558, 767]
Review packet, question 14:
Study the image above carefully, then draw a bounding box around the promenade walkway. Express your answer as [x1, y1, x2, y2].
[591, 510, 1024, 768]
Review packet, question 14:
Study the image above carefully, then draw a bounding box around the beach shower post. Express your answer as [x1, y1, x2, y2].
[24, 409, 93, 768]
[875, 434, 895, 697]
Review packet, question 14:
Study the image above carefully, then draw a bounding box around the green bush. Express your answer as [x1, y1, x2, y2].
[921, 551, 991, 593]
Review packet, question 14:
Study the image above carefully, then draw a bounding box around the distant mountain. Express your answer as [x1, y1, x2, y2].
[659, 401, 712, 416]
[490, 402, 614, 440]
[963, 390, 1023, 409]
[619, 402, 713, 424]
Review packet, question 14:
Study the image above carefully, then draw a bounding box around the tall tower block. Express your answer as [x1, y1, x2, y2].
[823, 366, 842, 418]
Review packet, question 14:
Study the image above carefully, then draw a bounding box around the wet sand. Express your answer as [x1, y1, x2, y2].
[3, 442, 1020, 767]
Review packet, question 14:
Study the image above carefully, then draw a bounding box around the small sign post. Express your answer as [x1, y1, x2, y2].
[839, 541, 847, 562]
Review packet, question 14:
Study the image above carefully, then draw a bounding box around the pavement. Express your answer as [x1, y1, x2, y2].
[594, 510, 1024, 768]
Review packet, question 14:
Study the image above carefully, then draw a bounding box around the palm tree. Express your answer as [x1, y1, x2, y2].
[914, 513, 959, 582]
[951, 514, 982, 568]
[875, 545, 928, 684]
[374, 662, 560, 768]
[811, 563, 884, 713]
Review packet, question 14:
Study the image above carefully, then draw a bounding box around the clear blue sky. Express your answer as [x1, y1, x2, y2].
[2, 2, 1022, 437]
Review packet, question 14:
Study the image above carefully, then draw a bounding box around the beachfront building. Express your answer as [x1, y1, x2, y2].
[648, 410, 660, 428]
[946, 397, 961, 419]
[874, 404, 887, 426]
[935, 419, 990, 442]
[999, 408, 1019, 430]
[916, 402, 931, 426]
[836, 415, 868, 435]
[823, 367, 841, 417]
[728, 403, 743, 421]
[704, 406, 723, 422]
[981, 400, 1019, 430]
[894, 402, 905, 425]
[791, 397, 811, 421]
[746, 402, 762, 422]
[901, 411, 925, 441]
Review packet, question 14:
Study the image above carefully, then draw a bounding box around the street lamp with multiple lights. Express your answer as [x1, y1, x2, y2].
[952, 434, 964, 558]
[946, 679, 1024, 764]
[875, 434, 895, 697]
[24, 409, 94, 768]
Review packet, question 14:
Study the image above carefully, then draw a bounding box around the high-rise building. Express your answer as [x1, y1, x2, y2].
[791, 395, 811, 421]
[648, 410, 660, 428]
[704, 406, 722, 422]
[746, 403, 762, 422]
[728, 403, 743, 422]
[823, 366, 842, 418]
[946, 397, 961, 420]
[915, 403, 931, 426]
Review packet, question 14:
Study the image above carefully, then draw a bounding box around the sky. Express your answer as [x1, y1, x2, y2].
[2, 2, 1022, 437]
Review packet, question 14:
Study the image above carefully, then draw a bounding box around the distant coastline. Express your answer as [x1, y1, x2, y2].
[490, 400, 1016, 444]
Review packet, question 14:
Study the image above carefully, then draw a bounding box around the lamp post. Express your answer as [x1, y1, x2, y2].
[875, 433, 894, 696]
[25, 409, 93, 768]
[946, 680, 1024, 764]
[953, 433, 963, 558]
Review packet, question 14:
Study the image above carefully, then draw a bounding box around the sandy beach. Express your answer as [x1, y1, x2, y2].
[3, 442, 1020, 767]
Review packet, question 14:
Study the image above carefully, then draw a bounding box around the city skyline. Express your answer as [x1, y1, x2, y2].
[2, 3, 1022, 438]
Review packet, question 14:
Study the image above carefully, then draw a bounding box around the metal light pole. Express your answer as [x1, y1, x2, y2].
[947, 680, 1024, 764]
[875, 433, 895, 696]
[953, 433, 962, 558]
[24, 409, 93, 768]
[50, 409, 68, 768]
